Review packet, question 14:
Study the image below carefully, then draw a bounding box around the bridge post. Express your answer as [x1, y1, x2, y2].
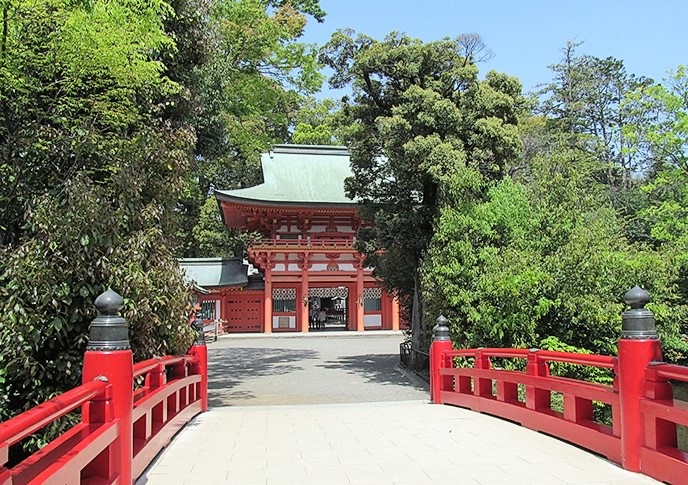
[618, 286, 662, 472]
[189, 311, 209, 412]
[81, 288, 134, 485]
[430, 315, 452, 403]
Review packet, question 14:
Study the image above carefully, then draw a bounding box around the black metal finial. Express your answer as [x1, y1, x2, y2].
[87, 288, 130, 351]
[621, 286, 657, 340]
[94, 288, 124, 315]
[624, 286, 650, 309]
[433, 315, 451, 342]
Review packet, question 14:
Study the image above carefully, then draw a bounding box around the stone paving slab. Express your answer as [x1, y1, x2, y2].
[136, 400, 659, 485]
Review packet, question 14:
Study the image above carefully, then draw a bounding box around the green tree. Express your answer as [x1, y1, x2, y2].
[319, 31, 522, 354]
[0, 0, 197, 457]
[537, 41, 654, 192]
[192, 196, 260, 257]
[0, 0, 176, 246]
[174, 0, 326, 257]
[423, 146, 687, 360]
[291, 97, 341, 145]
[626, 67, 688, 304]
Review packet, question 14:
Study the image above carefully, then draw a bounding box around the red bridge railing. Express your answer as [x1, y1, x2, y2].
[0, 289, 208, 485]
[430, 286, 688, 484]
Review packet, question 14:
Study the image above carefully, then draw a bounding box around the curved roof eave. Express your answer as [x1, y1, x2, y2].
[215, 191, 358, 209]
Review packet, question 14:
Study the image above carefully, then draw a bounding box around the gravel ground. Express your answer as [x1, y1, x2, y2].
[206, 333, 429, 407]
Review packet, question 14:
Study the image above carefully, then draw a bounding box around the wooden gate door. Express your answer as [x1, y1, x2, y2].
[224, 293, 263, 333]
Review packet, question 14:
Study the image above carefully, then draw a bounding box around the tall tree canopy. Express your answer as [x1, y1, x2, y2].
[537, 41, 654, 192]
[0, 0, 177, 246]
[320, 31, 522, 349]
[176, 0, 326, 257]
[0, 0, 197, 453]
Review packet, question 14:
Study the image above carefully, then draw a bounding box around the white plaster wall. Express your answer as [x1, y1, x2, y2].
[273, 315, 296, 329]
[364, 314, 382, 327]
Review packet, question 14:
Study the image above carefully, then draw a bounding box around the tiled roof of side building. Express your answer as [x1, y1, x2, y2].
[178, 258, 249, 288]
[214, 144, 357, 206]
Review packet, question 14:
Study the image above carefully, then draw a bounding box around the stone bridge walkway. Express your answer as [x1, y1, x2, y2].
[136, 333, 658, 485]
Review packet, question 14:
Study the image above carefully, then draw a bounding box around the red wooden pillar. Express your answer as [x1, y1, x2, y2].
[300, 252, 310, 333]
[263, 263, 272, 333]
[430, 316, 453, 403]
[189, 316, 209, 412]
[81, 289, 134, 485]
[391, 296, 400, 331]
[526, 350, 550, 411]
[355, 258, 364, 332]
[618, 286, 662, 472]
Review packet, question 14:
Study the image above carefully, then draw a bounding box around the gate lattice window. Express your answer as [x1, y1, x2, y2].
[273, 288, 296, 312]
[308, 287, 349, 299]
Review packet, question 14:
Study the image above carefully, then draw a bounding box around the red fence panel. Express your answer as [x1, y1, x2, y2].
[436, 348, 622, 463]
[0, 379, 117, 485]
[130, 354, 205, 478]
[0, 289, 209, 485]
[637, 363, 688, 484]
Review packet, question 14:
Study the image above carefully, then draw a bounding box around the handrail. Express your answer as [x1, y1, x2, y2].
[537, 350, 616, 369]
[133, 358, 163, 378]
[648, 362, 688, 382]
[430, 332, 688, 485]
[133, 355, 193, 379]
[442, 348, 616, 369]
[0, 379, 108, 447]
[444, 348, 531, 359]
[0, 288, 209, 485]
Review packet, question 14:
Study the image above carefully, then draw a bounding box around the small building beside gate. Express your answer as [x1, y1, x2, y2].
[183, 144, 400, 333]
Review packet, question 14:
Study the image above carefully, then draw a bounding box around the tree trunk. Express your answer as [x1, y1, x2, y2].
[410, 272, 428, 371]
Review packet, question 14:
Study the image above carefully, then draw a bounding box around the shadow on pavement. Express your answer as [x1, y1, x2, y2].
[207, 346, 319, 407]
[317, 353, 427, 391]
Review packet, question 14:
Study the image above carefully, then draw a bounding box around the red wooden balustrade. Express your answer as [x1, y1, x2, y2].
[0, 289, 208, 485]
[432, 347, 623, 462]
[251, 237, 356, 249]
[430, 330, 688, 483]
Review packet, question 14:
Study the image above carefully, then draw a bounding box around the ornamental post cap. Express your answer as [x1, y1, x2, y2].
[87, 287, 130, 351]
[94, 287, 124, 315]
[433, 315, 450, 342]
[621, 285, 657, 340]
[624, 285, 650, 309]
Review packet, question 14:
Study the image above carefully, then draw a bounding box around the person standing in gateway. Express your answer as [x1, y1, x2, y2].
[317, 308, 327, 330]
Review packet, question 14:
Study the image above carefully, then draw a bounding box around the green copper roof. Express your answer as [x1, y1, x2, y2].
[179, 258, 248, 287]
[215, 145, 356, 205]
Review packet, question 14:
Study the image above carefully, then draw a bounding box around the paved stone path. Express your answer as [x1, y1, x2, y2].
[206, 332, 427, 406]
[136, 333, 659, 484]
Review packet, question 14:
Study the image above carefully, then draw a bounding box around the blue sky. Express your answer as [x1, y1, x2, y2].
[302, 0, 687, 97]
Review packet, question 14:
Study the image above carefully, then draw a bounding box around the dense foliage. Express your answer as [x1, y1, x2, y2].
[419, 49, 688, 363]
[321, 34, 688, 365]
[0, 0, 203, 447]
[175, 0, 327, 257]
[319, 31, 522, 352]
